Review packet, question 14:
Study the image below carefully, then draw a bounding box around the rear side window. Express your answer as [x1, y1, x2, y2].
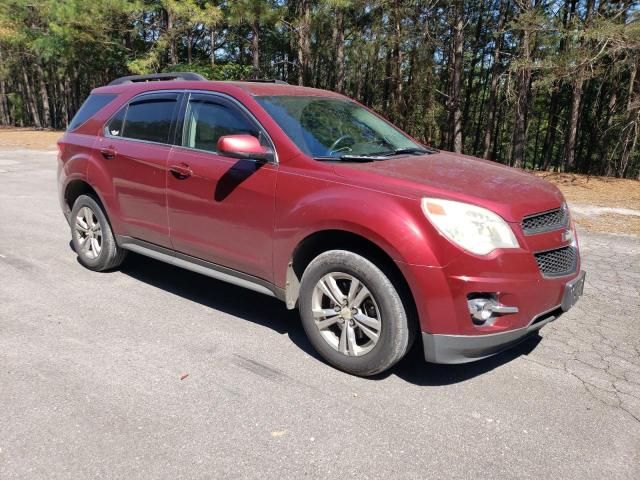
[68, 94, 117, 131]
[123, 97, 178, 143]
[105, 93, 179, 145]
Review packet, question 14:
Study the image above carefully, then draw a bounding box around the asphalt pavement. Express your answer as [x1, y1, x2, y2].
[1, 148, 639, 479]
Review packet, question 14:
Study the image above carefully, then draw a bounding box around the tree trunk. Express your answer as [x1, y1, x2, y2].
[210, 30, 216, 67]
[56, 77, 67, 128]
[482, 0, 509, 159]
[472, 66, 491, 154]
[541, 0, 573, 170]
[22, 64, 42, 128]
[511, 10, 532, 169]
[463, 0, 485, 140]
[251, 24, 260, 78]
[621, 57, 639, 177]
[390, 0, 405, 125]
[564, 0, 595, 172]
[63, 73, 72, 128]
[449, 0, 464, 152]
[0, 49, 9, 125]
[166, 9, 178, 65]
[334, 9, 345, 93]
[541, 88, 561, 170]
[297, 0, 311, 86]
[35, 63, 51, 128]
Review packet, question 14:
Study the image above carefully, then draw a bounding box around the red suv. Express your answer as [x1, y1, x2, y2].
[58, 73, 585, 376]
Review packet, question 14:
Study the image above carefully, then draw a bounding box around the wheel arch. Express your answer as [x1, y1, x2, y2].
[63, 179, 119, 236]
[64, 179, 103, 213]
[284, 229, 419, 335]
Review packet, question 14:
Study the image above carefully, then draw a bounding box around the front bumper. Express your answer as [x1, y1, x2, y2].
[422, 270, 586, 364]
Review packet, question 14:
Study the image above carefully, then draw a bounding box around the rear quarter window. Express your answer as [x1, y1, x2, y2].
[68, 94, 118, 131]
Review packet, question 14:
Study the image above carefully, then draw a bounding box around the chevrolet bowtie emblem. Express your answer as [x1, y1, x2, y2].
[562, 229, 574, 243]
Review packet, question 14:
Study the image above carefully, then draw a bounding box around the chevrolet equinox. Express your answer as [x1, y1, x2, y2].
[57, 72, 585, 376]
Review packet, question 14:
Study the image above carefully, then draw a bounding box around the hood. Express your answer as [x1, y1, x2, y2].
[331, 151, 565, 222]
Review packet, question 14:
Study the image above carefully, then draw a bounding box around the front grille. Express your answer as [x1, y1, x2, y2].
[534, 246, 577, 278]
[522, 206, 568, 235]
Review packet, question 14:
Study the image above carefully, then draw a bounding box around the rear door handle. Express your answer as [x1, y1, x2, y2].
[169, 163, 193, 179]
[100, 147, 116, 160]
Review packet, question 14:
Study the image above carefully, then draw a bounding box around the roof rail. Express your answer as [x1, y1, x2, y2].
[242, 79, 289, 85]
[108, 72, 207, 86]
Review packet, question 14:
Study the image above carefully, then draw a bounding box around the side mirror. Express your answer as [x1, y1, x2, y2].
[217, 134, 274, 162]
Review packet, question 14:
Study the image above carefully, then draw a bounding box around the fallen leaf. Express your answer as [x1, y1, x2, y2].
[271, 430, 287, 438]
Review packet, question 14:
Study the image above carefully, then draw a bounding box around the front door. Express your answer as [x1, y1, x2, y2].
[167, 93, 277, 281]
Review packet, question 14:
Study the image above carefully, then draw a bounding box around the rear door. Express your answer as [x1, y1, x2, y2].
[94, 92, 181, 247]
[166, 92, 277, 281]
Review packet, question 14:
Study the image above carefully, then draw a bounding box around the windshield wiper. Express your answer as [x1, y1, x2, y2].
[314, 154, 387, 162]
[314, 147, 437, 162]
[376, 147, 437, 156]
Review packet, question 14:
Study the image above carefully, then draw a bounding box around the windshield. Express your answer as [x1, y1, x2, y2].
[256, 95, 425, 159]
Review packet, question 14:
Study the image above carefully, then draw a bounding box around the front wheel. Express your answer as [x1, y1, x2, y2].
[298, 250, 412, 376]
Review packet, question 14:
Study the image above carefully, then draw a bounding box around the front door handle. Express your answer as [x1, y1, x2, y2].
[169, 163, 193, 179]
[100, 147, 116, 160]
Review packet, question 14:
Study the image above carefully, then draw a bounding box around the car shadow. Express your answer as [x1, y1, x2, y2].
[116, 253, 543, 386]
[214, 159, 263, 202]
[377, 332, 542, 386]
[119, 253, 320, 359]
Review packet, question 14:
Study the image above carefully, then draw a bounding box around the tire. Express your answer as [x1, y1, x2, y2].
[70, 194, 127, 271]
[298, 250, 412, 376]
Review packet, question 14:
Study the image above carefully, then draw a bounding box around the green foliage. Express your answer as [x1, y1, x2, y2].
[0, 0, 638, 177]
[163, 62, 254, 80]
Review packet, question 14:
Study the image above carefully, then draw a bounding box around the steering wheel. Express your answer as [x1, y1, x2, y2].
[328, 135, 354, 155]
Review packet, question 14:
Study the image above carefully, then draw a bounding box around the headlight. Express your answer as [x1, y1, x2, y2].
[421, 197, 519, 255]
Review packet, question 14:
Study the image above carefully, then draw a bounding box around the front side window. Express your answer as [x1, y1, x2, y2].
[105, 94, 178, 144]
[256, 95, 425, 159]
[182, 96, 263, 153]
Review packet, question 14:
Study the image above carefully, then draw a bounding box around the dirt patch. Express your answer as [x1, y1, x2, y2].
[570, 210, 640, 236]
[0, 127, 62, 151]
[534, 172, 640, 210]
[533, 172, 640, 236]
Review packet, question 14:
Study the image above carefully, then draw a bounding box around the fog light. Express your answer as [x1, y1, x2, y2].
[467, 297, 519, 325]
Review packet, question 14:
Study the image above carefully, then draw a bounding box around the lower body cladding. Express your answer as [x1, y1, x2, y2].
[422, 270, 586, 363]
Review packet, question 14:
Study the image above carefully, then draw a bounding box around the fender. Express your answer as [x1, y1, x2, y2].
[58, 133, 103, 218]
[272, 180, 463, 290]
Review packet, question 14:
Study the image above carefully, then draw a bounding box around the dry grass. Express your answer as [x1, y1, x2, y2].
[533, 172, 640, 236]
[533, 172, 640, 210]
[0, 127, 62, 150]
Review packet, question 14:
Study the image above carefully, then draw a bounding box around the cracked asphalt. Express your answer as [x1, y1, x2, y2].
[1, 149, 639, 479]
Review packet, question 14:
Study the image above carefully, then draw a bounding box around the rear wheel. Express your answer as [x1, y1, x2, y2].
[298, 250, 412, 376]
[70, 195, 126, 271]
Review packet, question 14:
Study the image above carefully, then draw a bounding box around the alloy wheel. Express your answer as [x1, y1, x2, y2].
[311, 272, 382, 356]
[75, 206, 102, 260]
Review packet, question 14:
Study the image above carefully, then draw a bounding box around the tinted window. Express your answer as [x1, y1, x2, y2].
[105, 106, 126, 137]
[68, 94, 117, 131]
[123, 97, 178, 144]
[182, 98, 262, 152]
